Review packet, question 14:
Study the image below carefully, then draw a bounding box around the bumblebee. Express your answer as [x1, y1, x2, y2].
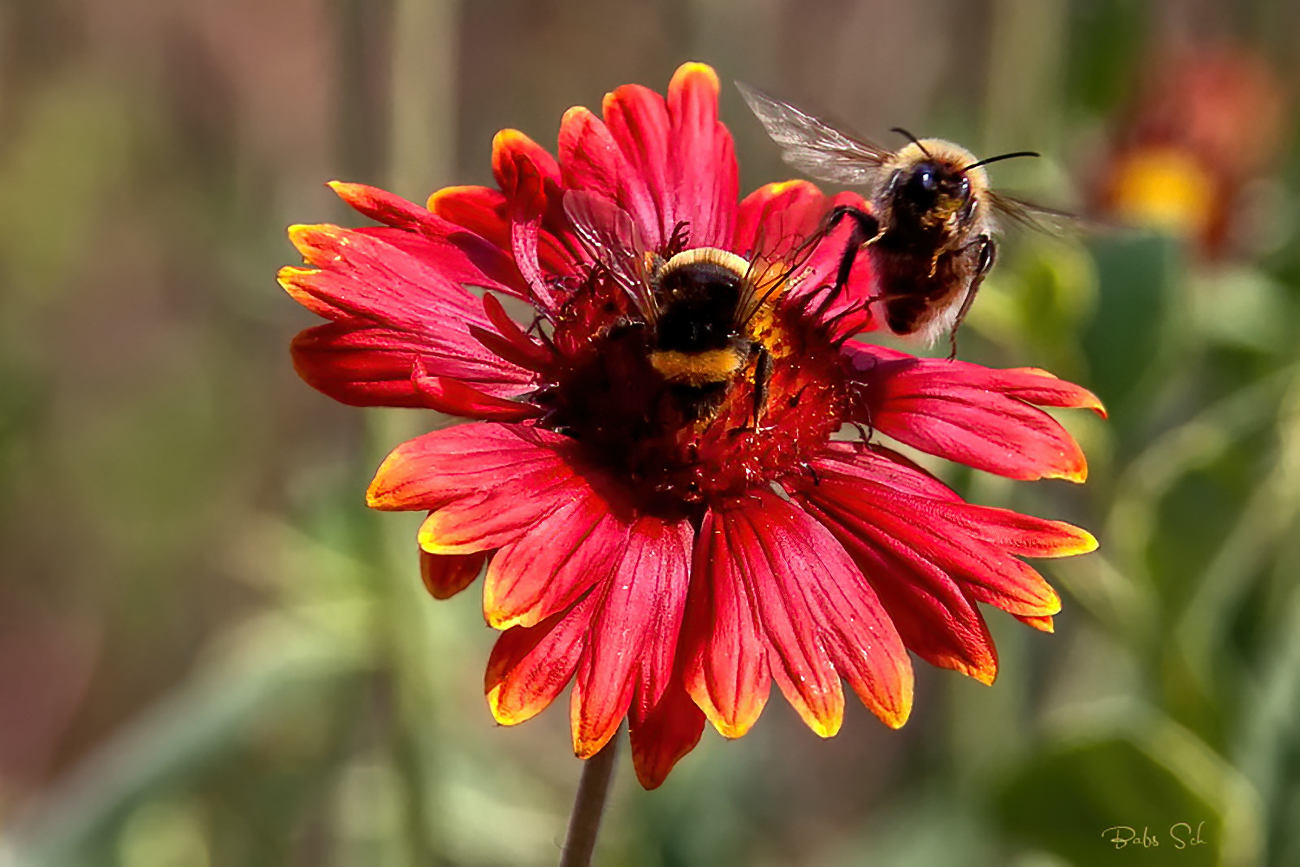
[562, 191, 789, 423]
[639, 246, 768, 410]
[738, 82, 1055, 352]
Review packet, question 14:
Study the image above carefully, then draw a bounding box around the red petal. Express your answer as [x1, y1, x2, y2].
[666, 63, 737, 249]
[818, 442, 1104, 561]
[806, 450, 1073, 618]
[628, 678, 706, 790]
[937, 500, 1099, 559]
[329, 181, 451, 235]
[282, 225, 533, 400]
[486, 593, 598, 726]
[986, 367, 1107, 417]
[465, 292, 555, 381]
[488, 128, 561, 210]
[418, 549, 487, 600]
[798, 496, 998, 684]
[1017, 614, 1055, 632]
[720, 502, 844, 737]
[805, 192, 878, 340]
[733, 180, 829, 259]
[290, 323, 434, 408]
[411, 364, 542, 422]
[602, 83, 674, 245]
[812, 486, 1052, 618]
[332, 182, 526, 289]
[431, 184, 590, 281]
[418, 473, 588, 555]
[323, 181, 527, 296]
[571, 515, 692, 757]
[427, 184, 564, 298]
[722, 492, 913, 732]
[558, 106, 662, 249]
[846, 343, 1101, 482]
[428, 184, 510, 246]
[291, 322, 532, 408]
[484, 497, 631, 629]
[492, 130, 563, 311]
[683, 509, 771, 738]
[627, 520, 696, 730]
[366, 423, 578, 512]
[814, 442, 961, 501]
[350, 225, 525, 296]
[279, 265, 348, 320]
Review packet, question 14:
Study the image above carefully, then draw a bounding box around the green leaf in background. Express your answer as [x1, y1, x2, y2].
[0, 570, 375, 867]
[1063, 0, 1148, 114]
[994, 713, 1263, 867]
[1082, 233, 1182, 426]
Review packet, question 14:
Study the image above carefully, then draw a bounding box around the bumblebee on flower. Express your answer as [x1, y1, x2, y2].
[279, 62, 1102, 789]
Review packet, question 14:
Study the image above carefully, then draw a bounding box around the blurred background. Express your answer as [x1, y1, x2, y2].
[1, 0, 1298, 864]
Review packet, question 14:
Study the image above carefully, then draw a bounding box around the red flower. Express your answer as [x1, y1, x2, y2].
[1093, 43, 1288, 257]
[280, 63, 1102, 789]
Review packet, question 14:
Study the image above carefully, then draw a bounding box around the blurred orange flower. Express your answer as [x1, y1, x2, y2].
[1095, 43, 1288, 256]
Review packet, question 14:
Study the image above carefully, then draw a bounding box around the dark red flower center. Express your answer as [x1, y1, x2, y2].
[535, 247, 849, 508]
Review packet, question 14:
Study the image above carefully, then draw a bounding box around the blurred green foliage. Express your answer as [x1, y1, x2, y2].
[1, 0, 1299, 865]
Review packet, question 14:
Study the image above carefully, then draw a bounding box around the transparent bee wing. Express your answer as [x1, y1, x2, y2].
[985, 190, 1076, 235]
[736, 82, 892, 186]
[734, 220, 831, 330]
[562, 190, 659, 323]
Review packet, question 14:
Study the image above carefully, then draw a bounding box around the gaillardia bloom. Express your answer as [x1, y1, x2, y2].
[1094, 43, 1286, 258]
[280, 63, 1102, 789]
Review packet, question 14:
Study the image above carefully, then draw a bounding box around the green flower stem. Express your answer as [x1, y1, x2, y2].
[559, 737, 619, 867]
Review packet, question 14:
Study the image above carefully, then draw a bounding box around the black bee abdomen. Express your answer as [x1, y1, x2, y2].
[884, 295, 929, 335]
[657, 312, 720, 349]
[653, 264, 743, 353]
[667, 381, 730, 420]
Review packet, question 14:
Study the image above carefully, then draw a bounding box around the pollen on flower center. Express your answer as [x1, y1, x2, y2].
[537, 250, 849, 506]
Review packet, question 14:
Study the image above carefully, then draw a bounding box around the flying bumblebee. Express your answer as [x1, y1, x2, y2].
[738, 82, 1056, 352]
[561, 190, 804, 424]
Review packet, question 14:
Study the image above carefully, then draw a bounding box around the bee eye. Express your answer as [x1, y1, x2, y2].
[917, 167, 937, 191]
[958, 176, 971, 198]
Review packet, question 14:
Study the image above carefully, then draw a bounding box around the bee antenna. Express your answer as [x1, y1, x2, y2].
[963, 150, 1040, 171]
[889, 127, 932, 158]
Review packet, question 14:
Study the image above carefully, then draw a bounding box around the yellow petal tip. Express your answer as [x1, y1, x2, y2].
[559, 106, 594, 127]
[710, 718, 754, 740]
[572, 736, 609, 760]
[483, 604, 528, 631]
[427, 184, 475, 212]
[1046, 462, 1090, 484]
[879, 702, 912, 729]
[671, 61, 720, 92]
[492, 128, 538, 152]
[807, 716, 843, 739]
[486, 687, 525, 726]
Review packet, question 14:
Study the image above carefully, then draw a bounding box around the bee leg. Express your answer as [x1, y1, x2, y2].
[752, 345, 774, 430]
[842, 377, 876, 445]
[666, 221, 691, 256]
[946, 235, 996, 359]
[806, 462, 820, 487]
[825, 204, 884, 244]
[824, 206, 881, 298]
